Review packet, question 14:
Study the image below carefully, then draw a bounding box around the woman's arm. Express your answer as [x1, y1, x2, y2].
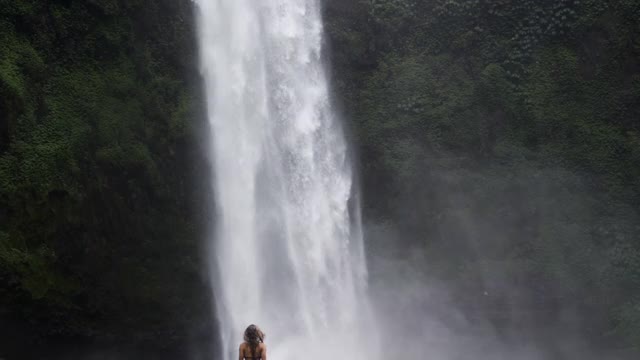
[238, 344, 244, 360]
[261, 344, 267, 360]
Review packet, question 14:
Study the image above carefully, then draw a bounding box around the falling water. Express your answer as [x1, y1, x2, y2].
[195, 1, 375, 359]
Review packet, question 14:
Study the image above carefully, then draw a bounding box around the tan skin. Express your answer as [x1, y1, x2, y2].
[239, 342, 267, 360]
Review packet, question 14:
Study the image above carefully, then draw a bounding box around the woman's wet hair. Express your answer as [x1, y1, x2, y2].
[244, 324, 265, 358]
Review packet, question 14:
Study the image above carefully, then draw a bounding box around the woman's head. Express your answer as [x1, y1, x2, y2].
[244, 324, 265, 345]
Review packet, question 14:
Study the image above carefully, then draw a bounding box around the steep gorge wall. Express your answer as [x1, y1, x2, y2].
[324, 0, 640, 351]
[0, 0, 214, 356]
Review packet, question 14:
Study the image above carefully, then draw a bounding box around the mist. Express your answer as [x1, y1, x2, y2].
[362, 152, 640, 360]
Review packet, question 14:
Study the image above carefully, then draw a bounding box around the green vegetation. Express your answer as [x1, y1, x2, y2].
[0, 0, 211, 353]
[326, 0, 640, 350]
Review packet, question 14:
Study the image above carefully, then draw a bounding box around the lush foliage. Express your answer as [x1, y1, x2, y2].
[326, 0, 640, 350]
[0, 0, 212, 354]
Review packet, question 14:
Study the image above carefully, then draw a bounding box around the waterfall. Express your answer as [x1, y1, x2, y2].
[195, 1, 375, 359]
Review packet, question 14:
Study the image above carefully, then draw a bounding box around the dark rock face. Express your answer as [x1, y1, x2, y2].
[323, 0, 640, 353]
[1, 0, 217, 357]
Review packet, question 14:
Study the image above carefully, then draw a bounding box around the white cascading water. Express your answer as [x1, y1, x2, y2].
[195, 1, 376, 359]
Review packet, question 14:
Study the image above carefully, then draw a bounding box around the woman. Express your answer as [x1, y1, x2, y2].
[239, 324, 267, 360]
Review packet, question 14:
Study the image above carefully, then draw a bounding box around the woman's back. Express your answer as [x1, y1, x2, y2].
[240, 342, 266, 360]
[240, 325, 267, 360]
